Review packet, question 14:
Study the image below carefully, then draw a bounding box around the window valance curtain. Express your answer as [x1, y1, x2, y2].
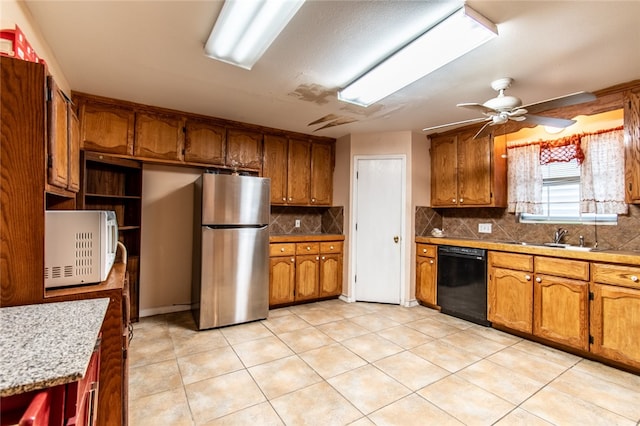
[539, 134, 585, 165]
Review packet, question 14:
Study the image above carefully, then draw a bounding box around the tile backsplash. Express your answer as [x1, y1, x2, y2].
[270, 206, 343, 235]
[415, 205, 640, 252]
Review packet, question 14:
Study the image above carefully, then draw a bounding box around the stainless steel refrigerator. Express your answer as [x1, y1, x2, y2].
[192, 173, 270, 330]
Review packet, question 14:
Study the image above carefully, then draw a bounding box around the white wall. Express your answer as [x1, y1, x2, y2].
[1, 0, 70, 93]
[139, 164, 201, 316]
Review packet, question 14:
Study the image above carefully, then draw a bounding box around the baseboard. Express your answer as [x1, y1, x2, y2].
[139, 304, 191, 318]
[404, 299, 419, 308]
[339, 294, 355, 303]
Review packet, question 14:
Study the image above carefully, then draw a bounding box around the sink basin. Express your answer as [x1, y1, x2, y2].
[506, 241, 593, 251]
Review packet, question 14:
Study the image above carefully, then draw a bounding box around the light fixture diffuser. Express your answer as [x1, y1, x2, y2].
[204, 0, 305, 70]
[338, 5, 498, 107]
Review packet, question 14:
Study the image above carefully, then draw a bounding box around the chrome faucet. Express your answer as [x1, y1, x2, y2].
[554, 228, 568, 244]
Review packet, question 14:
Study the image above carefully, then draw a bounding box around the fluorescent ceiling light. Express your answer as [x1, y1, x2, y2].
[204, 0, 305, 70]
[338, 5, 498, 107]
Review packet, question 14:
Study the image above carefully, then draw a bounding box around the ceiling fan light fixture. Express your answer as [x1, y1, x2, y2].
[338, 4, 498, 107]
[204, 0, 305, 70]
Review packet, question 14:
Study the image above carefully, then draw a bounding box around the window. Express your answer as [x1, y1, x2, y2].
[520, 159, 617, 224]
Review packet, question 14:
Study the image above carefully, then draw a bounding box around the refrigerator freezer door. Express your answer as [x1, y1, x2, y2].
[201, 174, 270, 226]
[195, 225, 269, 329]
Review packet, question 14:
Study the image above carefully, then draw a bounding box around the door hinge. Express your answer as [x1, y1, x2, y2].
[589, 291, 594, 301]
[356, 171, 359, 179]
[354, 275, 357, 283]
[589, 335, 594, 344]
[355, 223, 357, 231]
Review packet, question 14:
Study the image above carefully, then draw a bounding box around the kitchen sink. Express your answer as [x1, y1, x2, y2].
[506, 241, 593, 252]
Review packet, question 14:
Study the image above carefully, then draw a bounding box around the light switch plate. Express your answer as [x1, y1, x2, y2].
[478, 223, 492, 233]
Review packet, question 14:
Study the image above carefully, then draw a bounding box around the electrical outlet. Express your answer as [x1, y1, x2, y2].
[478, 223, 492, 233]
[295, 219, 301, 228]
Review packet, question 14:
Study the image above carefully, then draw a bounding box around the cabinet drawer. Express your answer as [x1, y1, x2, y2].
[592, 263, 640, 289]
[296, 242, 320, 255]
[535, 256, 589, 281]
[320, 241, 343, 253]
[489, 251, 533, 272]
[270, 243, 295, 257]
[416, 244, 436, 258]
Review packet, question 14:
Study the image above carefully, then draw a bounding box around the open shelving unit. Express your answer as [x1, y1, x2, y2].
[79, 151, 142, 321]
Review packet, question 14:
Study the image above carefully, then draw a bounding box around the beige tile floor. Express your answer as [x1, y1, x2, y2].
[128, 299, 640, 426]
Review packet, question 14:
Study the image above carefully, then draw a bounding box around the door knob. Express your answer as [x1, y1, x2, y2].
[393, 236, 399, 243]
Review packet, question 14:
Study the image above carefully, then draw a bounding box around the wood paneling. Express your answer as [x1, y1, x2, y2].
[134, 112, 184, 161]
[287, 139, 311, 204]
[78, 101, 134, 155]
[184, 119, 226, 165]
[226, 129, 262, 170]
[263, 135, 288, 204]
[310, 142, 333, 205]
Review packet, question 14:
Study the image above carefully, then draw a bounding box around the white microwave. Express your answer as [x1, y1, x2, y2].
[45, 210, 119, 288]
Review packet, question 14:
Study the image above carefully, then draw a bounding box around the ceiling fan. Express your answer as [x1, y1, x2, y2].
[422, 78, 597, 139]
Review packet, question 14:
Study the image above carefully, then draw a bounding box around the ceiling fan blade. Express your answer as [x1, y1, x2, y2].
[457, 103, 497, 114]
[524, 114, 576, 128]
[522, 91, 596, 114]
[422, 117, 489, 132]
[473, 121, 494, 139]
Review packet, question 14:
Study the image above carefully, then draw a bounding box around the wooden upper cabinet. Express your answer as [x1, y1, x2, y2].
[134, 111, 185, 161]
[287, 139, 311, 205]
[47, 77, 69, 190]
[624, 88, 640, 204]
[226, 129, 262, 170]
[430, 134, 458, 206]
[79, 100, 134, 155]
[184, 119, 226, 165]
[430, 128, 506, 207]
[263, 135, 288, 204]
[68, 109, 80, 192]
[310, 142, 333, 205]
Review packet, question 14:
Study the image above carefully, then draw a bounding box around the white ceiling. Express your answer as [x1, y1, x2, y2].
[24, 1, 640, 139]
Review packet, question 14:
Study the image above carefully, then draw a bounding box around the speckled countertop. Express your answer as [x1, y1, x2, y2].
[0, 298, 109, 397]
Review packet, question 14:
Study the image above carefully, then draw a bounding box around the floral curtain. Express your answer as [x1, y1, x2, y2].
[507, 143, 543, 214]
[580, 128, 627, 214]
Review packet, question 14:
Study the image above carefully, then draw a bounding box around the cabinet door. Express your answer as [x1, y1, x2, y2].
[79, 101, 134, 155]
[295, 255, 319, 301]
[591, 283, 640, 369]
[67, 108, 80, 192]
[226, 129, 262, 170]
[134, 112, 185, 161]
[416, 256, 437, 306]
[533, 274, 589, 351]
[319, 253, 342, 297]
[310, 142, 333, 205]
[624, 89, 640, 204]
[269, 256, 295, 305]
[287, 139, 311, 204]
[47, 77, 69, 190]
[457, 129, 492, 206]
[263, 135, 288, 205]
[488, 266, 533, 333]
[430, 135, 458, 206]
[184, 119, 225, 165]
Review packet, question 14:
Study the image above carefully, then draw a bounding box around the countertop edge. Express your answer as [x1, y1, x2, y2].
[270, 234, 345, 243]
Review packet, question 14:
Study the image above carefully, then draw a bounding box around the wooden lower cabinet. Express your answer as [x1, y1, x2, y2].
[415, 244, 437, 306]
[269, 238, 343, 307]
[489, 267, 534, 334]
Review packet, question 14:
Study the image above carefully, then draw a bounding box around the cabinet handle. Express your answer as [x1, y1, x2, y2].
[291, 258, 295, 263]
[452, 198, 456, 203]
[306, 246, 311, 251]
[429, 260, 434, 264]
[536, 277, 542, 283]
[460, 198, 464, 203]
[282, 197, 286, 201]
[288, 197, 292, 201]
[316, 256, 320, 260]
[631, 275, 639, 282]
[422, 248, 427, 253]
[311, 198, 316, 203]
[322, 256, 325, 260]
[330, 245, 334, 250]
[525, 275, 531, 281]
[280, 247, 285, 252]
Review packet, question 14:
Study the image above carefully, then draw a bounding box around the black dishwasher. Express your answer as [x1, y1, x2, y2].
[437, 245, 490, 326]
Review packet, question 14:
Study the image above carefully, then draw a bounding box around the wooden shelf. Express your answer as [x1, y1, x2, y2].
[118, 226, 140, 231]
[85, 193, 141, 200]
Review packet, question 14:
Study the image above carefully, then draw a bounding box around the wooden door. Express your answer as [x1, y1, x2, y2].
[226, 129, 262, 170]
[624, 89, 640, 204]
[79, 101, 134, 155]
[591, 283, 640, 369]
[457, 129, 493, 206]
[184, 119, 225, 165]
[67, 107, 80, 192]
[295, 255, 319, 301]
[430, 135, 458, 207]
[47, 77, 69, 190]
[263, 135, 288, 205]
[488, 266, 533, 333]
[287, 139, 311, 204]
[415, 255, 437, 306]
[319, 253, 342, 297]
[134, 112, 184, 161]
[310, 142, 333, 205]
[269, 256, 295, 305]
[533, 274, 589, 351]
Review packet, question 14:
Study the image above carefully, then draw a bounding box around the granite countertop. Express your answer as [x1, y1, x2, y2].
[270, 234, 345, 243]
[0, 298, 109, 397]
